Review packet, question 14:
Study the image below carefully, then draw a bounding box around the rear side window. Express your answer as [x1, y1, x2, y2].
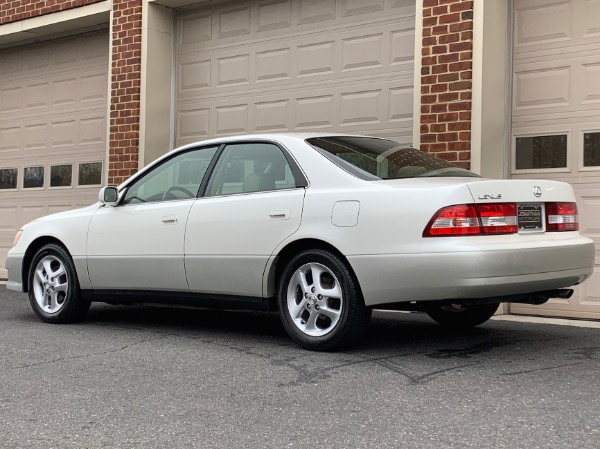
[307, 136, 479, 180]
[204, 143, 297, 197]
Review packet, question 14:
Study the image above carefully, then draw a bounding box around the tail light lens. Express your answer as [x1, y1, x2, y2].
[546, 202, 579, 231]
[424, 203, 517, 237]
[478, 203, 518, 234]
[423, 205, 480, 236]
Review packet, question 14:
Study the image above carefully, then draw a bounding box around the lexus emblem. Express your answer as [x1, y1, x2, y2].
[533, 186, 542, 198]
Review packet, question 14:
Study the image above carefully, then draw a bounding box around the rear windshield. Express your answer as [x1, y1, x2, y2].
[306, 136, 479, 180]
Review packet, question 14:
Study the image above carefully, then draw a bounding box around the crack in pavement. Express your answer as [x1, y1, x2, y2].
[371, 358, 481, 384]
[500, 361, 585, 376]
[9, 334, 172, 370]
[569, 346, 600, 361]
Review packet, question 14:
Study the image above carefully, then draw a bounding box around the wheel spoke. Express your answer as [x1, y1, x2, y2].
[51, 265, 66, 279]
[319, 305, 341, 321]
[42, 260, 53, 278]
[321, 283, 342, 299]
[295, 270, 310, 294]
[310, 265, 325, 291]
[290, 297, 308, 319]
[55, 282, 68, 295]
[35, 269, 45, 285]
[304, 309, 319, 331]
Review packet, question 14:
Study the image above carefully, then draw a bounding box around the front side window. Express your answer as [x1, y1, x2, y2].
[205, 143, 296, 197]
[307, 136, 478, 180]
[123, 146, 218, 205]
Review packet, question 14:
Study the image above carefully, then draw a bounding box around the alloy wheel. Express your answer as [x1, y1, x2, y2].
[286, 262, 343, 337]
[32, 255, 69, 314]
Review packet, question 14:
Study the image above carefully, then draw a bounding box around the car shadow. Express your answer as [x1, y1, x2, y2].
[81, 304, 577, 358]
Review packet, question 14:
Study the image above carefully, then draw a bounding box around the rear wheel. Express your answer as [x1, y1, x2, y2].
[28, 243, 90, 323]
[426, 303, 499, 329]
[277, 249, 371, 351]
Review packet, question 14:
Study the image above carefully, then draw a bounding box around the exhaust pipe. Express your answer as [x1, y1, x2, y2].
[524, 289, 574, 305]
[555, 289, 574, 299]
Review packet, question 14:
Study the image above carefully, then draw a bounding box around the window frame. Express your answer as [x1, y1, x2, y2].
[579, 128, 600, 172]
[511, 130, 571, 175]
[77, 161, 104, 188]
[49, 163, 73, 189]
[0, 167, 19, 191]
[22, 165, 45, 190]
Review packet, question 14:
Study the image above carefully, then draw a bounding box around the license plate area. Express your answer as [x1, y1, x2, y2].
[517, 203, 544, 233]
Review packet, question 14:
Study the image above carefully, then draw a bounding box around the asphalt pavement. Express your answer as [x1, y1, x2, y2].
[1, 286, 599, 449]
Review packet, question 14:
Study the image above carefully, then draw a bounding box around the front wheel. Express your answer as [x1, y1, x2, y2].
[426, 303, 499, 329]
[28, 243, 90, 323]
[277, 249, 371, 351]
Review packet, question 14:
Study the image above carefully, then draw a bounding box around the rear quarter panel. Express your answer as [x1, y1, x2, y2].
[288, 180, 477, 256]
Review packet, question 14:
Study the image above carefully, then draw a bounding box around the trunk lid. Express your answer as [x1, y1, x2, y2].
[464, 179, 575, 203]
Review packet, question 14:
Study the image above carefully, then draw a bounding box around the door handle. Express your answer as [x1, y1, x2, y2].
[268, 209, 290, 220]
[162, 215, 179, 224]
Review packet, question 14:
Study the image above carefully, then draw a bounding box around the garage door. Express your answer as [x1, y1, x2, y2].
[0, 31, 109, 279]
[510, 0, 600, 319]
[175, 0, 415, 147]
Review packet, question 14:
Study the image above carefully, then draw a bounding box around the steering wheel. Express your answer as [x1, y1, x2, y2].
[125, 195, 146, 204]
[162, 186, 195, 201]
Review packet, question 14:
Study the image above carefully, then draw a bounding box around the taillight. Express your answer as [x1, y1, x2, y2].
[423, 205, 480, 236]
[546, 202, 579, 231]
[478, 203, 518, 234]
[424, 203, 517, 237]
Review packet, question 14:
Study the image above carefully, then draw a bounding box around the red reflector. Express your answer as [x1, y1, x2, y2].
[546, 202, 579, 231]
[424, 205, 480, 236]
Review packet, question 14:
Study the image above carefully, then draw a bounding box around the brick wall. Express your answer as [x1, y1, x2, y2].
[420, 0, 473, 169]
[108, 0, 142, 185]
[0, 0, 105, 25]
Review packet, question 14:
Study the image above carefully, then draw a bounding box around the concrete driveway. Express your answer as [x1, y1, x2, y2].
[1, 286, 599, 449]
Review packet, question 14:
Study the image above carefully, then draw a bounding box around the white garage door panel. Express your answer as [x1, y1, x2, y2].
[512, 54, 600, 120]
[511, 0, 600, 319]
[178, 75, 414, 141]
[176, 0, 415, 146]
[0, 31, 109, 280]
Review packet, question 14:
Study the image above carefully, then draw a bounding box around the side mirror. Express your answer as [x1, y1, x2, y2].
[99, 186, 119, 206]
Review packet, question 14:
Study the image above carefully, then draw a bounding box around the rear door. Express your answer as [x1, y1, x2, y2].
[185, 142, 305, 297]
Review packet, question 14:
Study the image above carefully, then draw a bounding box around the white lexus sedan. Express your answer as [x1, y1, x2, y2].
[5, 134, 595, 350]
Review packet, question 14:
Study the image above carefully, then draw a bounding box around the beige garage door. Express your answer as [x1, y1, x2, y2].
[175, 0, 415, 147]
[510, 0, 600, 319]
[0, 31, 109, 279]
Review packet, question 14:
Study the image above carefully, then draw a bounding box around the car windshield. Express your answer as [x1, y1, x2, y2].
[307, 136, 480, 180]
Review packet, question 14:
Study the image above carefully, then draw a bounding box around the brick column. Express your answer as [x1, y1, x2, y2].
[420, 0, 473, 169]
[108, 0, 142, 185]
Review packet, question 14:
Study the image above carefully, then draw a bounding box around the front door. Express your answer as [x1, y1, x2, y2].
[87, 146, 218, 291]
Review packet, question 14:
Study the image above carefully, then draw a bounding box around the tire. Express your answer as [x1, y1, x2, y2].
[27, 243, 90, 323]
[426, 302, 499, 329]
[277, 249, 371, 351]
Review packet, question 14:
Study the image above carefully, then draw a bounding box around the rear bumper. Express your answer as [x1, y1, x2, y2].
[5, 254, 24, 292]
[349, 239, 595, 307]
